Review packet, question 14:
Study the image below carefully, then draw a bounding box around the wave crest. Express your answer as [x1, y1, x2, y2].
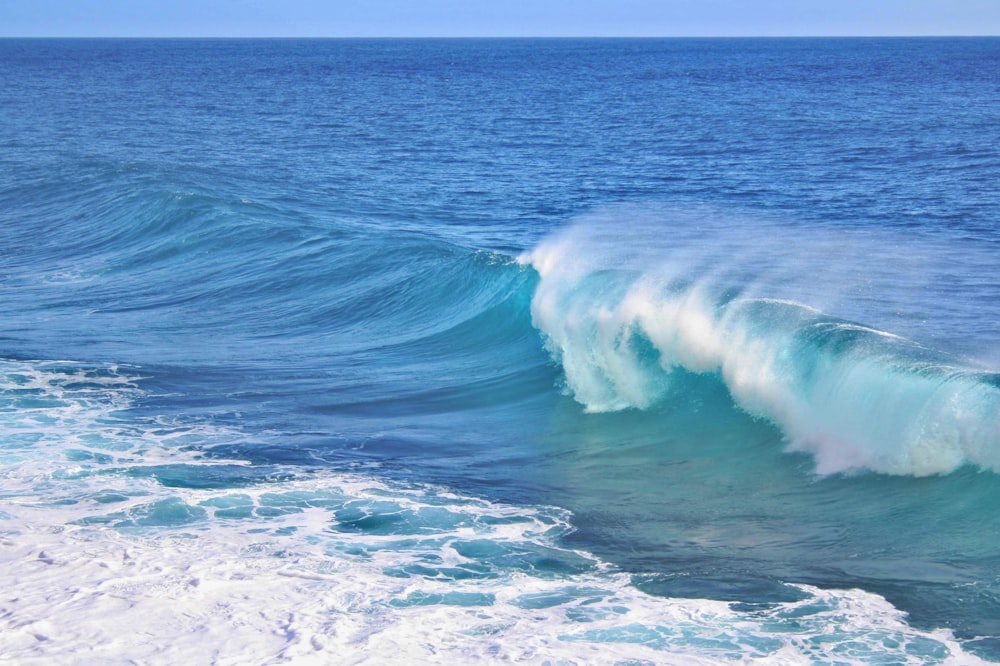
[522, 210, 1000, 476]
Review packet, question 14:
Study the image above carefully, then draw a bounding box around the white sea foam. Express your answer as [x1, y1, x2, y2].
[0, 359, 986, 664]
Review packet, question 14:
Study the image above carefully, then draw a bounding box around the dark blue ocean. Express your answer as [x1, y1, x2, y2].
[1, 38, 999, 663]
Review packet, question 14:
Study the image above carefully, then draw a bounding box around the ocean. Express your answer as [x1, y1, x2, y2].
[1, 37, 999, 664]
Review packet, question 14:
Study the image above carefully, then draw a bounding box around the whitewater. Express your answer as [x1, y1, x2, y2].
[0, 359, 984, 664]
[1, 38, 999, 663]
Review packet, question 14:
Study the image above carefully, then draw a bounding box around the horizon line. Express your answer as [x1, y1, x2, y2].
[2, 34, 998, 39]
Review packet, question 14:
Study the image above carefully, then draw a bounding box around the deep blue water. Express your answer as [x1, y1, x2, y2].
[1, 38, 999, 663]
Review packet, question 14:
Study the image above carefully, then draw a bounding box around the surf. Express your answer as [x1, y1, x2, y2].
[521, 207, 1000, 477]
[0, 357, 986, 664]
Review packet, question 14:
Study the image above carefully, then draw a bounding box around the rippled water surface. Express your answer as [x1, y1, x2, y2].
[1, 38, 999, 663]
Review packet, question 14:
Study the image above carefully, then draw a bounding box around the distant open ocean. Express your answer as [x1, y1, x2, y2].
[1, 37, 999, 663]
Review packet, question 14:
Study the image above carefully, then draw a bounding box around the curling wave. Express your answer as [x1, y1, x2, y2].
[522, 210, 1000, 476]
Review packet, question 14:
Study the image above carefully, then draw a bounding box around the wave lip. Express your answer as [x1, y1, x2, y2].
[523, 211, 1000, 477]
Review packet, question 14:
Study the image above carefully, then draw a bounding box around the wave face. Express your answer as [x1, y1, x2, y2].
[523, 209, 1000, 476]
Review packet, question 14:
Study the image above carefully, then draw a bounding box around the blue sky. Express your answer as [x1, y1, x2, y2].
[2, 0, 999, 37]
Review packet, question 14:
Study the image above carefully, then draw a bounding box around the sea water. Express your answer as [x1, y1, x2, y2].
[1, 38, 999, 663]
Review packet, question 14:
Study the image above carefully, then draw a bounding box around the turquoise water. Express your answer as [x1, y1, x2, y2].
[1, 38, 999, 663]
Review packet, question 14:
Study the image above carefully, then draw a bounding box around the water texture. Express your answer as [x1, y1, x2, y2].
[1, 38, 999, 663]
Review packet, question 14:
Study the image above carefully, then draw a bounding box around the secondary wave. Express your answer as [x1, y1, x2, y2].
[3, 179, 545, 370]
[521, 208, 1000, 477]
